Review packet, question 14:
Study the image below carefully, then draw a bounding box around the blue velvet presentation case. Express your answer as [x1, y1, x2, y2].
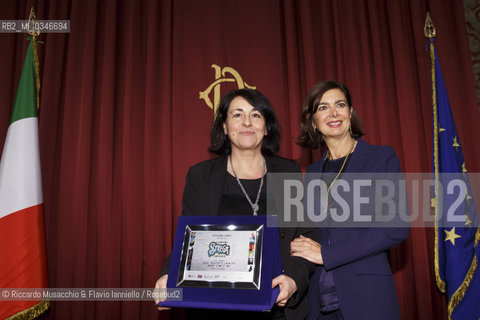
[159, 215, 282, 311]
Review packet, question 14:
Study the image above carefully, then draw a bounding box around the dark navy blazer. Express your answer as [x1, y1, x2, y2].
[306, 138, 409, 320]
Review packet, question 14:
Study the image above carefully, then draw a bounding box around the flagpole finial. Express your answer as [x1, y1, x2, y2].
[27, 6, 41, 110]
[424, 12, 436, 38]
[28, 6, 40, 38]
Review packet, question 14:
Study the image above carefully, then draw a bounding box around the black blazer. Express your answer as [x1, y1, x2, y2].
[161, 155, 316, 320]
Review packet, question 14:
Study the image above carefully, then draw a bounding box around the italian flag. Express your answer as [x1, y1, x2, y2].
[0, 40, 49, 319]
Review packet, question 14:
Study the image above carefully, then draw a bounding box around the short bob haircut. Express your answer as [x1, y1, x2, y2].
[209, 88, 281, 156]
[297, 81, 364, 149]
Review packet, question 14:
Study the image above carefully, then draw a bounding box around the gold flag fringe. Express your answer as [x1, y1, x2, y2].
[429, 34, 446, 294]
[6, 300, 49, 320]
[447, 226, 480, 320]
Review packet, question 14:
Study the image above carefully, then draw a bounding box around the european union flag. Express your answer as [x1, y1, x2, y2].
[430, 42, 480, 320]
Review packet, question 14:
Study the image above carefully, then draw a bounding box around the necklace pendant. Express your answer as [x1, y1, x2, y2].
[252, 204, 259, 215]
[229, 156, 265, 217]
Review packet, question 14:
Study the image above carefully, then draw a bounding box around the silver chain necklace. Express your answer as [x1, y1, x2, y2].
[229, 156, 266, 216]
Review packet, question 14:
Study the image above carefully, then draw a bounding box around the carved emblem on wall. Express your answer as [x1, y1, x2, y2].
[199, 64, 256, 114]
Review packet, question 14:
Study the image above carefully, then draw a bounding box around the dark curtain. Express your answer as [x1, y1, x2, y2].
[1, 0, 479, 319]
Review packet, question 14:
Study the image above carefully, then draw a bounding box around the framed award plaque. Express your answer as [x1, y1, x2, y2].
[159, 215, 282, 311]
[176, 224, 263, 289]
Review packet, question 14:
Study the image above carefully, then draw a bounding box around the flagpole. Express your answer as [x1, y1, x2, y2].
[25, 8, 50, 317]
[27, 7, 40, 111]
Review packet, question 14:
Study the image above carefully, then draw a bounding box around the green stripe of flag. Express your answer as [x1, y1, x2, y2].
[10, 41, 37, 124]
